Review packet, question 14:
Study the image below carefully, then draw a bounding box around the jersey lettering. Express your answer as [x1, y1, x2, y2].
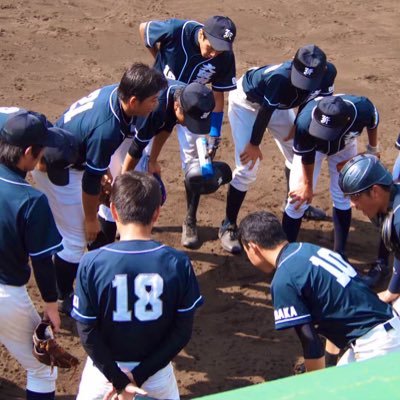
[112, 273, 164, 322]
[194, 63, 216, 84]
[63, 89, 101, 123]
[274, 306, 298, 321]
[163, 65, 176, 80]
[310, 248, 357, 287]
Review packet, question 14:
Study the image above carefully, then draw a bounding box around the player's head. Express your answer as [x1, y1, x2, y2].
[0, 110, 69, 170]
[339, 154, 393, 218]
[118, 63, 167, 117]
[309, 96, 353, 141]
[291, 44, 327, 91]
[110, 171, 162, 226]
[174, 83, 215, 134]
[199, 16, 236, 57]
[238, 211, 287, 272]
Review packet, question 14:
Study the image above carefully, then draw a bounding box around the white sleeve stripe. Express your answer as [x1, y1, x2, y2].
[145, 21, 152, 47]
[29, 241, 63, 257]
[275, 314, 311, 324]
[212, 84, 237, 90]
[177, 295, 203, 312]
[263, 96, 280, 107]
[72, 308, 97, 320]
[86, 163, 109, 172]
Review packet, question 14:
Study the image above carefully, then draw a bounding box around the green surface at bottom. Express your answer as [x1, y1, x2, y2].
[195, 352, 400, 400]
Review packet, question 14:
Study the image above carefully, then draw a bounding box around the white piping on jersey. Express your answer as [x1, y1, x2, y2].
[145, 21, 152, 47]
[85, 163, 108, 172]
[72, 308, 97, 320]
[213, 83, 236, 90]
[177, 295, 203, 312]
[0, 177, 30, 186]
[263, 96, 280, 108]
[102, 244, 166, 254]
[29, 241, 63, 257]
[108, 86, 133, 140]
[275, 314, 311, 324]
[277, 243, 303, 268]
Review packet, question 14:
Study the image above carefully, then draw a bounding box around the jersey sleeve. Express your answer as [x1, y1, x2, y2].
[72, 254, 98, 324]
[25, 194, 63, 259]
[144, 19, 179, 48]
[262, 74, 285, 108]
[293, 108, 316, 158]
[361, 97, 379, 129]
[211, 53, 237, 92]
[271, 270, 312, 330]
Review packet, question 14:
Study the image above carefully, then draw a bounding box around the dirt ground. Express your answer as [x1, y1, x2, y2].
[1, 0, 400, 398]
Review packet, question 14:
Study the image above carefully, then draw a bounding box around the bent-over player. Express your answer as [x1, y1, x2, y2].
[0, 110, 67, 399]
[31, 63, 167, 315]
[219, 44, 336, 253]
[283, 94, 380, 259]
[72, 171, 203, 400]
[140, 15, 237, 248]
[239, 211, 400, 371]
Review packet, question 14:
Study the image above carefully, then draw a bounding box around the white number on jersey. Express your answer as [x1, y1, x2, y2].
[112, 273, 163, 322]
[63, 89, 101, 123]
[310, 248, 357, 288]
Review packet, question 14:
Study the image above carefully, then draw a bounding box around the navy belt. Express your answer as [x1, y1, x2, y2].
[383, 320, 394, 332]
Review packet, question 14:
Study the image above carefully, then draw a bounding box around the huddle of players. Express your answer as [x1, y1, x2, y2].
[1, 13, 400, 400]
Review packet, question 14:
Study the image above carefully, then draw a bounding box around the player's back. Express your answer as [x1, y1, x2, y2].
[73, 239, 202, 361]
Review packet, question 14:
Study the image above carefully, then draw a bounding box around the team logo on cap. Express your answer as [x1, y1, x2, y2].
[223, 29, 234, 41]
[303, 67, 314, 76]
[320, 115, 331, 125]
[200, 111, 211, 119]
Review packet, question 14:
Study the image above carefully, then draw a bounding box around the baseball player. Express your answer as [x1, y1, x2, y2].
[72, 171, 203, 400]
[0, 110, 69, 400]
[31, 63, 167, 315]
[238, 210, 400, 371]
[139, 15, 237, 248]
[339, 154, 400, 305]
[282, 94, 380, 259]
[96, 80, 217, 242]
[219, 44, 336, 254]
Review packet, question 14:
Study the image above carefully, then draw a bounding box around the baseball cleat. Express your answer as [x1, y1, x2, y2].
[219, 220, 241, 254]
[58, 292, 74, 316]
[303, 205, 327, 220]
[181, 220, 199, 248]
[360, 260, 390, 288]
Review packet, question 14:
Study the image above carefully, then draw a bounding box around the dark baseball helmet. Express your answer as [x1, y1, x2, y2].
[185, 160, 232, 194]
[339, 154, 393, 195]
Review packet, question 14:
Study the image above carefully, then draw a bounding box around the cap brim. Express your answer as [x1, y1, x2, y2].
[184, 113, 211, 134]
[291, 68, 323, 91]
[309, 118, 343, 141]
[205, 34, 232, 52]
[42, 127, 70, 148]
[47, 166, 70, 186]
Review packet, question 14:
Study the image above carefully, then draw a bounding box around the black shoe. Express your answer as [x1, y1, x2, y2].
[219, 220, 241, 254]
[303, 205, 327, 221]
[361, 260, 390, 288]
[181, 220, 199, 249]
[58, 292, 74, 316]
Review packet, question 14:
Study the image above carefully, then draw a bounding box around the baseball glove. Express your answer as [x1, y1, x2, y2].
[32, 321, 79, 372]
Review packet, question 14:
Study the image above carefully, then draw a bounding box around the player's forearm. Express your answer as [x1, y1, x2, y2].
[301, 163, 314, 187]
[304, 356, 325, 371]
[250, 106, 273, 146]
[213, 91, 225, 113]
[31, 256, 58, 302]
[131, 314, 194, 386]
[82, 190, 100, 221]
[366, 127, 379, 152]
[121, 153, 139, 173]
[149, 130, 171, 163]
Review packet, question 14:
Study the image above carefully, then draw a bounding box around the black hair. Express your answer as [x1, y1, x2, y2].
[173, 87, 184, 103]
[238, 211, 287, 249]
[117, 62, 167, 103]
[0, 138, 42, 167]
[110, 171, 161, 225]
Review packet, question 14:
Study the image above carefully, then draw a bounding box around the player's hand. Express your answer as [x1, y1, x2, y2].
[103, 370, 147, 400]
[147, 159, 161, 176]
[43, 302, 61, 333]
[208, 136, 221, 160]
[240, 143, 263, 171]
[101, 171, 113, 194]
[289, 184, 313, 210]
[378, 290, 400, 304]
[85, 217, 101, 243]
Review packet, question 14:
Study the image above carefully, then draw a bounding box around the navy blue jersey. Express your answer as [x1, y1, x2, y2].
[0, 165, 62, 286]
[55, 85, 136, 175]
[72, 240, 203, 361]
[144, 19, 236, 92]
[294, 94, 379, 157]
[0, 107, 23, 127]
[128, 80, 185, 159]
[271, 242, 392, 348]
[242, 61, 336, 109]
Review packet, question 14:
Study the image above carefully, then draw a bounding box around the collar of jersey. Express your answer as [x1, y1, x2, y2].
[109, 87, 135, 128]
[102, 240, 166, 254]
[0, 164, 29, 185]
[276, 242, 302, 269]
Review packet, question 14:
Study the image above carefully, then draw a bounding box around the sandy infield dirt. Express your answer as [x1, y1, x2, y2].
[0, 0, 399, 398]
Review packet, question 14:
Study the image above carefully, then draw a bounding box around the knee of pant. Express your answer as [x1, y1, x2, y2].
[285, 201, 308, 218]
[231, 164, 259, 192]
[332, 193, 351, 210]
[27, 366, 57, 393]
[57, 241, 85, 264]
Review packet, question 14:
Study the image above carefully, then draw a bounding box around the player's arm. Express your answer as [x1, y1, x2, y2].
[289, 159, 315, 209]
[139, 22, 159, 59]
[147, 130, 171, 175]
[365, 127, 379, 156]
[294, 323, 325, 371]
[379, 256, 400, 303]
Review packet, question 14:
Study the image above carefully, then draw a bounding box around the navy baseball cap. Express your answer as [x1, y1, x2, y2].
[203, 16, 236, 52]
[44, 131, 79, 186]
[0, 110, 65, 148]
[291, 44, 327, 91]
[309, 96, 353, 141]
[180, 83, 216, 134]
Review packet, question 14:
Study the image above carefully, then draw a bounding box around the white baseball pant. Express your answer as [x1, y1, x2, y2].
[337, 315, 400, 365]
[285, 139, 357, 218]
[0, 284, 57, 393]
[228, 76, 295, 192]
[76, 357, 179, 400]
